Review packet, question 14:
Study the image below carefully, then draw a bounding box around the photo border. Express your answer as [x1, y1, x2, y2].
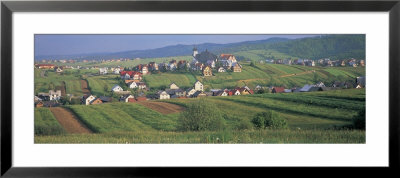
[1, 0, 399, 177]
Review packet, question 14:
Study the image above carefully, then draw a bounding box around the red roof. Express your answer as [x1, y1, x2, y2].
[120, 71, 142, 77]
[273, 87, 285, 93]
[220, 54, 234, 59]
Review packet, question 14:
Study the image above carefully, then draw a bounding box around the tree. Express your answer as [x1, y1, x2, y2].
[103, 84, 109, 93]
[251, 111, 288, 129]
[178, 98, 225, 131]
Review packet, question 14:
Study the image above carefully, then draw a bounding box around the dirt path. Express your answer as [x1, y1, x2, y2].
[138, 101, 184, 114]
[49, 107, 92, 134]
[80, 79, 91, 95]
[280, 70, 315, 78]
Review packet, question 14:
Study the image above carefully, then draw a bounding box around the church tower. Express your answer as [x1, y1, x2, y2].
[193, 46, 198, 57]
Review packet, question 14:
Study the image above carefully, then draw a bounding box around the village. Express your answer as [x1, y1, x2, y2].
[34, 48, 366, 108]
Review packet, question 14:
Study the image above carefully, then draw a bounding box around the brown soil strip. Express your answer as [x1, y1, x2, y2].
[138, 101, 184, 114]
[280, 70, 315, 78]
[49, 107, 92, 134]
[80, 79, 91, 95]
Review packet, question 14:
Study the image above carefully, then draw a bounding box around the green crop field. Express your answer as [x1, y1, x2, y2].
[34, 68, 98, 96]
[34, 108, 66, 135]
[86, 74, 121, 96]
[35, 88, 365, 143]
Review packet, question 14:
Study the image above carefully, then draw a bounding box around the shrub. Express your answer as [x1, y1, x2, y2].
[251, 111, 288, 129]
[353, 109, 365, 130]
[178, 98, 225, 131]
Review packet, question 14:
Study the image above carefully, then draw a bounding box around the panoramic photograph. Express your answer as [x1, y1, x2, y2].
[34, 34, 366, 143]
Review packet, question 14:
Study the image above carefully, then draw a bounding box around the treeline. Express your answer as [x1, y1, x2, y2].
[268, 35, 366, 60]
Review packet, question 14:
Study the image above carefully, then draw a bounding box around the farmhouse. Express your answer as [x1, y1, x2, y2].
[192, 91, 207, 98]
[120, 94, 135, 102]
[127, 82, 138, 89]
[90, 98, 103, 105]
[135, 82, 147, 90]
[35, 64, 55, 69]
[203, 66, 213, 77]
[157, 91, 170, 100]
[194, 81, 204, 91]
[186, 88, 197, 97]
[99, 67, 108, 75]
[82, 95, 96, 105]
[232, 63, 242, 72]
[49, 90, 62, 100]
[169, 83, 179, 89]
[111, 85, 124, 92]
[54, 66, 63, 73]
[219, 54, 237, 68]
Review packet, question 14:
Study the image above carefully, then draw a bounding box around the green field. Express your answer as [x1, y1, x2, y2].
[86, 74, 121, 96]
[233, 49, 298, 61]
[34, 68, 98, 96]
[34, 108, 66, 135]
[35, 89, 366, 143]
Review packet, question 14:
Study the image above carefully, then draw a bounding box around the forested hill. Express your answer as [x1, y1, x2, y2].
[268, 35, 365, 60]
[35, 35, 365, 61]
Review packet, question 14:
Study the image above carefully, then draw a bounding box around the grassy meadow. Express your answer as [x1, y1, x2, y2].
[35, 88, 366, 143]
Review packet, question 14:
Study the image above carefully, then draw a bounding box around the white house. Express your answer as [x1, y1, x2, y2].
[83, 95, 96, 105]
[128, 82, 138, 89]
[137, 82, 147, 90]
[99, 67, 108, 75]
[49, 90, 62, 101]
[113, 68, 121, 74]
[194, 81, 204, 91]
[111, 85, 124, 92]
[186, 88, 197, 97]
[233, 89, 241, 95]
[218, 67, 226, 73]
[158, 91, 170, 100]
[120, 94, 134, 102]
[169, 83, 179, 89]
[142, 66, 148, 75]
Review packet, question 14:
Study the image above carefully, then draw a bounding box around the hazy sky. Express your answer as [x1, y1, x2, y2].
[35, 34, 318, 56]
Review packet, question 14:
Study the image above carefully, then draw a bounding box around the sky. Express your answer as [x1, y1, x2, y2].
[35, 34, 318, 56]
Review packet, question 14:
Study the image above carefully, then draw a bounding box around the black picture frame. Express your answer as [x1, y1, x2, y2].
[1, 0, 399, 177]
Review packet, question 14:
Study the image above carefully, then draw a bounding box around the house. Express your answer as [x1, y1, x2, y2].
[113, 68, 121, 74]
[35, 101, 44, 108]
[193, 49, 218, 64]
[111, 85, 123, 92]
[213, 89, 229, 96]
[194, 81, 204, 91]
[218, 67, 226, 73]
[34, 96, 42, 102]
[206, 60, 216, 68]
[48, 90, 62, 101]
[54, 66, 63, 73]
[137, 82, 147, 90]
[192, 91, 207, 98]
[169, 83, 179, 89]
[142, 66, 149, 75]
[231, 89, 241, 95]
[99, 96, 112, 103]
[356, 76, 366, 88]
[82, 95, 96, 105]
[299, 84, 315, 92]
[166, 89, 186, 98]
[272, 87, 285, 93]
[120, 94, 135, 102]
[203, 66, 213, 77]
[120, 71, 142, 80]
[236, 87, 252, 95]
[219, 54, 237, 68]
[157, 91, 170, 100]
[232, 63, 242, 72]
[332, 81, 355, 88]
[127, 82, 138, 89]
[99, 67, 108, 75]
[186, 88, 197, 97]
[90, 98, 103, 105]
